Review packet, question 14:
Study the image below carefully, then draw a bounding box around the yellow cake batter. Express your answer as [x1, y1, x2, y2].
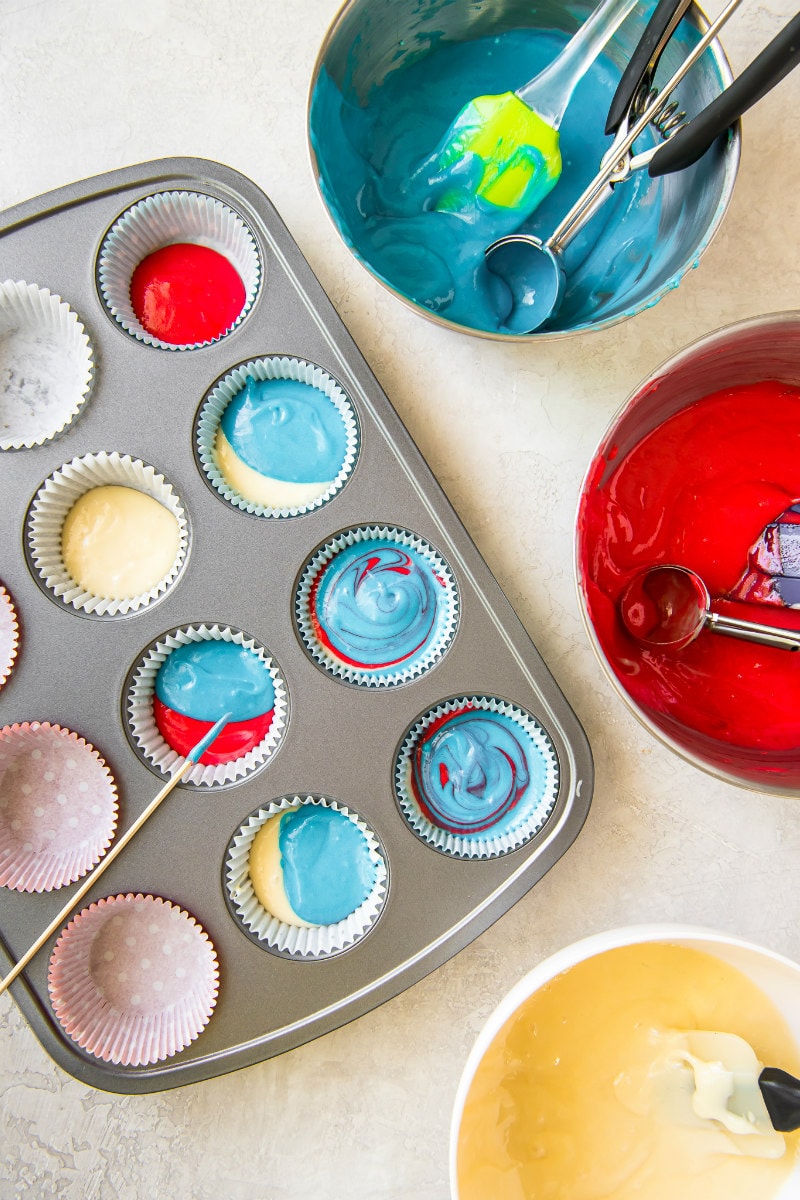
[456, 942, 800, 1200]
[61, 485, 181, 600]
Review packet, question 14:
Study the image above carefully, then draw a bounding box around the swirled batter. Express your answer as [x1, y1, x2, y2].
[412, 710, 530, 835]
[302, 532, 457, 683]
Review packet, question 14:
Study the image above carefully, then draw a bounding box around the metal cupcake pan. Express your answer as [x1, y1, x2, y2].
[0, 158, 593, 1092]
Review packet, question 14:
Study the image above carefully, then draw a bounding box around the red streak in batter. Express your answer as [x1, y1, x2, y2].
[130, 243, 245, 345]
[153, 697, 273, 764]
[578, 381, 800, 786]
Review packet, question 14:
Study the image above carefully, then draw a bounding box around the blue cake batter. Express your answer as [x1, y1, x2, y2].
[310, 26, 673, 334]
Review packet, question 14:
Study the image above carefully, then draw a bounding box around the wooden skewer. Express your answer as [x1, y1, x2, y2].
[0, 713, 231, 997]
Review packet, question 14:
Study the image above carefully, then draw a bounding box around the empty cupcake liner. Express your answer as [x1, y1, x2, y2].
[0, 280, 94, 450]
[0, 722, 118, 893]
[0, 583, 19, 690]
[125, 623, 288, 788]
[25, 451, 189, 617]
[196, 356, 360, 517]
[295, 525, 460, 687]
[97, 191, 261, 350]
[48, 892, 219, 1066]
[224, 795, 388, 958]
[394, 696, 560, 859]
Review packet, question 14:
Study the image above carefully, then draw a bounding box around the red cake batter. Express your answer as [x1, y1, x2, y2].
[578, 380, 800, 786]
[130, 243, 245, 344]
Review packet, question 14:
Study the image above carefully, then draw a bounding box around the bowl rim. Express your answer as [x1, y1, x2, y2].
[305, 0, 740, 342]
[572, 308, 800, 795]
[448, 920, 800, 1197]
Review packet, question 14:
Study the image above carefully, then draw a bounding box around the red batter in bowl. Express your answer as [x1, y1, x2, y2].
[578, 375, 800, 790]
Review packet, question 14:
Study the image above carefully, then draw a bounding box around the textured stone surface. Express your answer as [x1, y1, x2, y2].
[2, 0, 800, 1195]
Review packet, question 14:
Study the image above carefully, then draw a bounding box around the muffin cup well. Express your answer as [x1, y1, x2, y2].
[25, 451, 189, 617]
[295, 525, 460, 687]
[0, 722, 118, 893]
[48, 892, 219, 1066]
[125, 623, 288, 788]
[394, 696, 560, 858]
[196, 356, 360, 517]
[97, 191, 261, 350]
[0, 280, 94, 450]
[224, 795, 388, 958]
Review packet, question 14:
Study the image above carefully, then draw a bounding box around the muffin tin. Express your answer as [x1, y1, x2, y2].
[0, 158, 593, 1092]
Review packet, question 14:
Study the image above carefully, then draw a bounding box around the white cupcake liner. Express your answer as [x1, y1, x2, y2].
[295, 525, 460, 687]
[196, 356, 360, 518]
[0, 584, 19, 690]
[0, 280, 94, 450]
[394, 697, 560, 859]
[97, 191, 261, 350]
[0, 722, 118, 893]
[26, 451, 189, 617]
[48, 893, 219, 1066]
[225, 795, 388, 958]
[126, 623, 288, 788]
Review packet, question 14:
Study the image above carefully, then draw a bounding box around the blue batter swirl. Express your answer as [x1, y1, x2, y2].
[412, 709, 532, 834]
[313, 538, 446, 672]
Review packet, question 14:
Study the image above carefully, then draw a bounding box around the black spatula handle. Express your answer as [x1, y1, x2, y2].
[605, 0, 693, 135]
[649, 11, 800, 176]
[759, 1066, 800, 1132]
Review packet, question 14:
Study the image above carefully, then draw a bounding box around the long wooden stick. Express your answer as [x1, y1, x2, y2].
[0, 713, 230, 997]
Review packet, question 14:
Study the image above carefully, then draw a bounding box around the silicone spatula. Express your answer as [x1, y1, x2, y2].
[432, 0, 639, 217]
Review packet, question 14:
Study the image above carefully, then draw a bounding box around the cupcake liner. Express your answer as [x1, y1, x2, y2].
[126, 623, 288, 788]
[295, 525, 460, 687]
[196, 356, 360, 518]
[0, 280, 94, 450]
[48, 892, 219, 1066]
[97, 191, 261, 350]
[224, 795, 388, 958]
[26, 451, 189, 617]
[0, 583, 19, 690]
[0, 722, 118, 892]
[394, 697, 560, 859]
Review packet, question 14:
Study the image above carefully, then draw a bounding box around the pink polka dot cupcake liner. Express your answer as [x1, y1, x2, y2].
[0, 583, 20, 690]
[48, 893, 220, 1066]
[0, 722, 118, 893]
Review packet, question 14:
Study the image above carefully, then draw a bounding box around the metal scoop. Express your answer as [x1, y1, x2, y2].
[486, 0, 800, 333]
[619, 564, 800, 652]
